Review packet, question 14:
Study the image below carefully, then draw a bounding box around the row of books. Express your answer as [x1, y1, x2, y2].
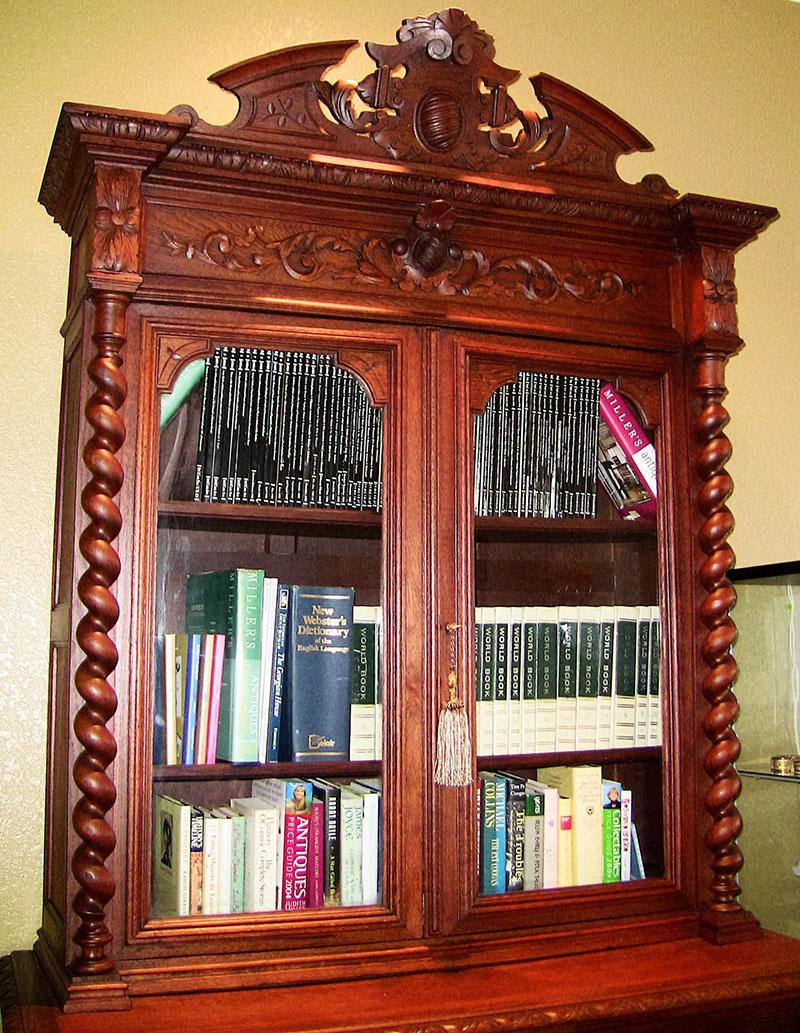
[478, 766, 644, 893]
[154, 570, 382, 766]
[475, 604, 661, 756]
[473, 373, 601, 519]
[153, 777, 382, 917]
[193, 346, 384, 511]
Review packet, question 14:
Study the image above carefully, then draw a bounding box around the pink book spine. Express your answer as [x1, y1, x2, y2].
[282, 811, 309, 910]
[307, 800, 325, 909]
[598, 384, 657, 515]
[205, 634, 225, 764]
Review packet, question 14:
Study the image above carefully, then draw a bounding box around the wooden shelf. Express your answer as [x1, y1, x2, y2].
[153, 759, 382, 782]
[474, 514, 657, 542]
[158, 499, 382, 537]
[477, 746, 661, 768]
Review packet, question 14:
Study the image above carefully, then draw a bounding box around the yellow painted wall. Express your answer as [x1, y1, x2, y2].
[1, 1, 798, 955]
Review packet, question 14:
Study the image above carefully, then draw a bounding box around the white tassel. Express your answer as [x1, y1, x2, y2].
[434, 672, 472, 787]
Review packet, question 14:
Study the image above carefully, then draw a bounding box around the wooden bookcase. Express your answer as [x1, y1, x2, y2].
[4, 8, 800, 1031]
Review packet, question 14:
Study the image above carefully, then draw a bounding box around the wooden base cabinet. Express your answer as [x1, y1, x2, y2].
[4, 8, 800, 1031]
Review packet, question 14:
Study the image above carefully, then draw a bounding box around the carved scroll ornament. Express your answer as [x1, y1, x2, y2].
[162, 214, 643, 305]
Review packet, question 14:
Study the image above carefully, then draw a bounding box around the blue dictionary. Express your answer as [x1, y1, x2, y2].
[281, 585, 354, 762]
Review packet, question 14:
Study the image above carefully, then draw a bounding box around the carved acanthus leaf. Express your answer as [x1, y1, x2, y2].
[162, 225, 644, 305]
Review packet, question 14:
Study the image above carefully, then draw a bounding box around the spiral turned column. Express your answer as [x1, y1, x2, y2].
[70, 290, 129, 975]
[694, 348, 760, 943]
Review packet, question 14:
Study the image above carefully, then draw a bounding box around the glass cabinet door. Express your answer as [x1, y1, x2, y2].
[431, 330, 669, 937]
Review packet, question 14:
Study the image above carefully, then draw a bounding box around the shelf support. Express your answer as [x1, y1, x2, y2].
[691, 245, 761, 943]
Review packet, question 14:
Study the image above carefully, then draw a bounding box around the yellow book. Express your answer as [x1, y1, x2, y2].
[556, 794, 573, 888]
[539, 765, 603, 887]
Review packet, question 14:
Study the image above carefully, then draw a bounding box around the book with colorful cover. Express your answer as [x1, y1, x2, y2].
[266, 584, 290, 763]
[282, 585, 354, 762]
[620, 787, 633, 882]
[310, 778, 342, 906]
[251, 778, 313, 911]
[478, 772, 507, 895]
[185, 568, 264, 763]
[601, 779, 623, 883]
[597, 383, 657, 521]
[152, 794, 191, 917]
[308, 798, 326, 909]
[161, 633, 178, 765]
[188, 804, 204, 915]
[181, 633, 202, 765]
[499, 771, 525, 892]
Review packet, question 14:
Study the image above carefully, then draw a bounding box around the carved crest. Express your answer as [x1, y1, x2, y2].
[316, 8, 563, 171]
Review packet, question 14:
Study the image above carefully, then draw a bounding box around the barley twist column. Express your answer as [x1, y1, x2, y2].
[70, 289, 129, 974]
[694, 344, 760, 943]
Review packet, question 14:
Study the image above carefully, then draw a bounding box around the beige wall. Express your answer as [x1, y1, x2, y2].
[0, 1, 798, 955]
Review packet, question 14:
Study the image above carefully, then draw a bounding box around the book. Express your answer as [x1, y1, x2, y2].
[310, 778, 342, 906]
[162, 634, 179, 765]
[282, 585, 354, 762]
[620, 787, 633, 882]
[251, 778, 313, 911]
[339, 785, 364, 905]
[265, 584, 290, 763]
[523, 783, 545, 890]
[152, 794, 191, 917]
[601, 779, 623, 883]
[507, 607, 524, 755]
[476, 608, 495, 757]
[520, 608, 537, 753]
[180, 633, 202, 765]
[478, 772, 507, 894]
[648, 605, 662, 746]
[525, 779, 558, 889]
[204, 633, 226, 763]
[201, 808, 222, 915]
[575, 606, 601, 751]
[555, 606, 579, 750]
[217, 806, 246, 912]
[596, 606, 616, 749]
[308, 798, 326, 909]
[350, 605, 378, 761]
[630, 822, 646, 880]
[612, 606, 638, 748]
[188, 804, 204, 915]
[539, 765, 603, 887]
[492, 607, 510, 755]
[500, 771, 525, 892]
[534, 610, 558, 752]
[556, 794, 573, 888]
[634, 605, 652, 746]
[257, 576, 280, 764]
[185, 568, 264, 763]
[597, 383, 657, 521]
[230, 796, 280, 912]
[349, 781, 381, 905]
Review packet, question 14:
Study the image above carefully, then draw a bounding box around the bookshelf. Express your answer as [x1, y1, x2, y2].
[7, 7, 800, 1031]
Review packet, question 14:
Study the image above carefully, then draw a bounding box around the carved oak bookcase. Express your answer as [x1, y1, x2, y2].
[5, 8, 800, 1032]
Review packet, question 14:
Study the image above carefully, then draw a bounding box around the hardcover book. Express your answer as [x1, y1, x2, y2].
[478, 772, 507, 895]
[282, 585, 354, 762]
[185, 568, 264, 763]
[597, 383, 657, 521]
[230, 796, 280, 912]
[539, 765, 603, 887]
[310, 778, 342, 906]
[350, 605, 378, 761]
[152, 794, 191, 917]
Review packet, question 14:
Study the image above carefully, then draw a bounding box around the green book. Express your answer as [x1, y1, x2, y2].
[576, 606, 601, 750]
[152, 794, 191, 917]
[613, 606, 638, 748]
[478, 772, 507, 895]
[350, 605, 377, 761]
[535, 609, 558, 752]
[186, 568, 264, 762]
[556, 606, 579, 751]
[602, 779, 623, 883]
